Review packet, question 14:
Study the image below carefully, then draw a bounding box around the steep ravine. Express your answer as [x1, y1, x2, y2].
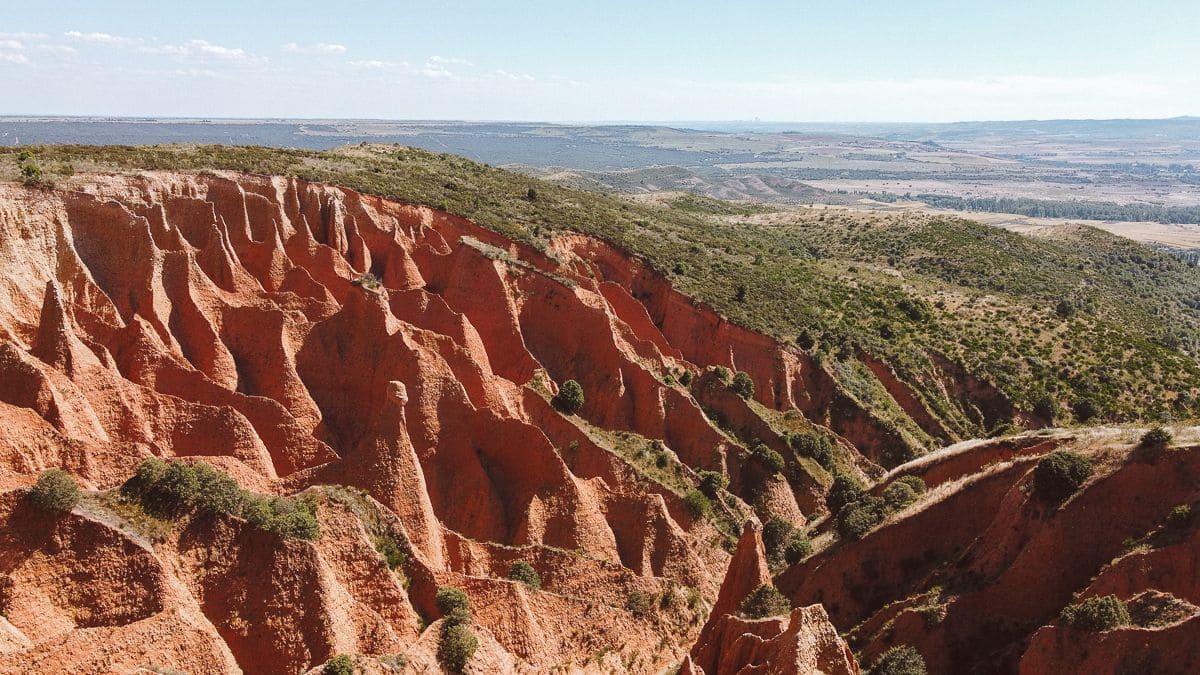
[0, 171, 1150, 674]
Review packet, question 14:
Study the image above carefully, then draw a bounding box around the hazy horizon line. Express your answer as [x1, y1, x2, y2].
[1, 113, 1197, 126]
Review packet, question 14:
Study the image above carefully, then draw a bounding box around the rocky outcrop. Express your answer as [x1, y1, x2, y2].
[690, 522, 859, 674]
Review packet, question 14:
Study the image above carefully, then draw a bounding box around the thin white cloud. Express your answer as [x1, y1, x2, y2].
[429, 55, 472, 66]
[0, 53, 30, 65]
[142, 39, 265, 64]
[64, 31, 142, 47]
[348, 59, 408, 69]
[284, 42, 347, 55]
[495, 69, 535, 82]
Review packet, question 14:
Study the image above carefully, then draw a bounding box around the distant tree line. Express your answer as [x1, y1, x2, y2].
[912, 193, 1200, 226]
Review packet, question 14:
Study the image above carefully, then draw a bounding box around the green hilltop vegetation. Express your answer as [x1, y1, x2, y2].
[5, 144, 1199, 449]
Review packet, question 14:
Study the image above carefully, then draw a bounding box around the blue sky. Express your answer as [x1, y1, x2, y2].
[0, 0, 1197, 121]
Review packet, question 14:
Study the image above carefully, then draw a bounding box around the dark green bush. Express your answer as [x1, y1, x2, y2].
[752, 443, 786, 474]
[553, 379, 585, 414]
[893, 475, 927, 495]
[730, 371, 755, 399]
[192, 463, 247, 516]
[791, 431, 835, 468]
[323, 654, 355, 675]
[245, 495, 320, 540]
[1140, 426, 1173, 448]
[508, 561, 540, 590]
[826, 472, 866, 513]
[783, 533, 813, 564]
[29, 469, 80, 513]
[1033, 395, 1059, 422]
[682, 489, 711, 520]
[762, 516, 794, 562]
[678, 370, 693, 386]
[837, 496, 886, 540]
[438, 622, 478, 671]
[882, 481, 920, 512]
[712, 366, 731, 382]
[698, 470, 728, 497]
[626, 590, 653, 617]
[1033, 451, 1093, 503]
[868, 645, 927, 675]
[121, 457, 169, 500]
[1072, 397, 1101, 422]
[1059, 595, 1131, 631]
[146, 460, 202, 515]
[739, 584, 791, 619]
[436, 586, 471, 615]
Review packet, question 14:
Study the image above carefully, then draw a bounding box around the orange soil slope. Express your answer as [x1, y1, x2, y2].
[0, 172, 960, 673]
[777, 434, 1200, 674]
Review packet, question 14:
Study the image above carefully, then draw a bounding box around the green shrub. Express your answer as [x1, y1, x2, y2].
[436, 586, 471, 615]
[1166, 504, 1194, 529]
[438, 622, 479, 671]
[762, 517, 794, 562]
[730, 371, 755, 399]
[323, 654, 355, 675]
[1059, 595, 1131, 631]
[783, 533, 813, 564]
[837, 496, 886, 540]
[752, 443, 785, 474]
[1033, 451, 1093, 503]
[713, 366, 731, 382]
[1140, 427, 1173, 449]
[121, 457, 169, 500]
[626, 590, 653, 617]
[373, 535, 407, 570]
[1072, 397, 1101, 422]
[1033, 395, 1059, 422]
[882, 481, 920, 512]
[739, 584, 791, 619]
[29, 469, 80, 513]
[443, 606, 472, 628]
[146, 460, 201, 515]
[553, 379, 585, 414]
[20, 162, 44, 187]
[244, 495, 320, 540]
[791, 431, 835, 468]
[868, 645, 927, 675]
[894, 475, 927, 495]
[698, 470, 728, 497]
[192, 463, 247, 516]
[826, 472, 866, 513]
[678, 370, 693, 386]
[351, 273, 382, 290]
[682, 489, 711, 520]
[508, 561, 540, 590]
